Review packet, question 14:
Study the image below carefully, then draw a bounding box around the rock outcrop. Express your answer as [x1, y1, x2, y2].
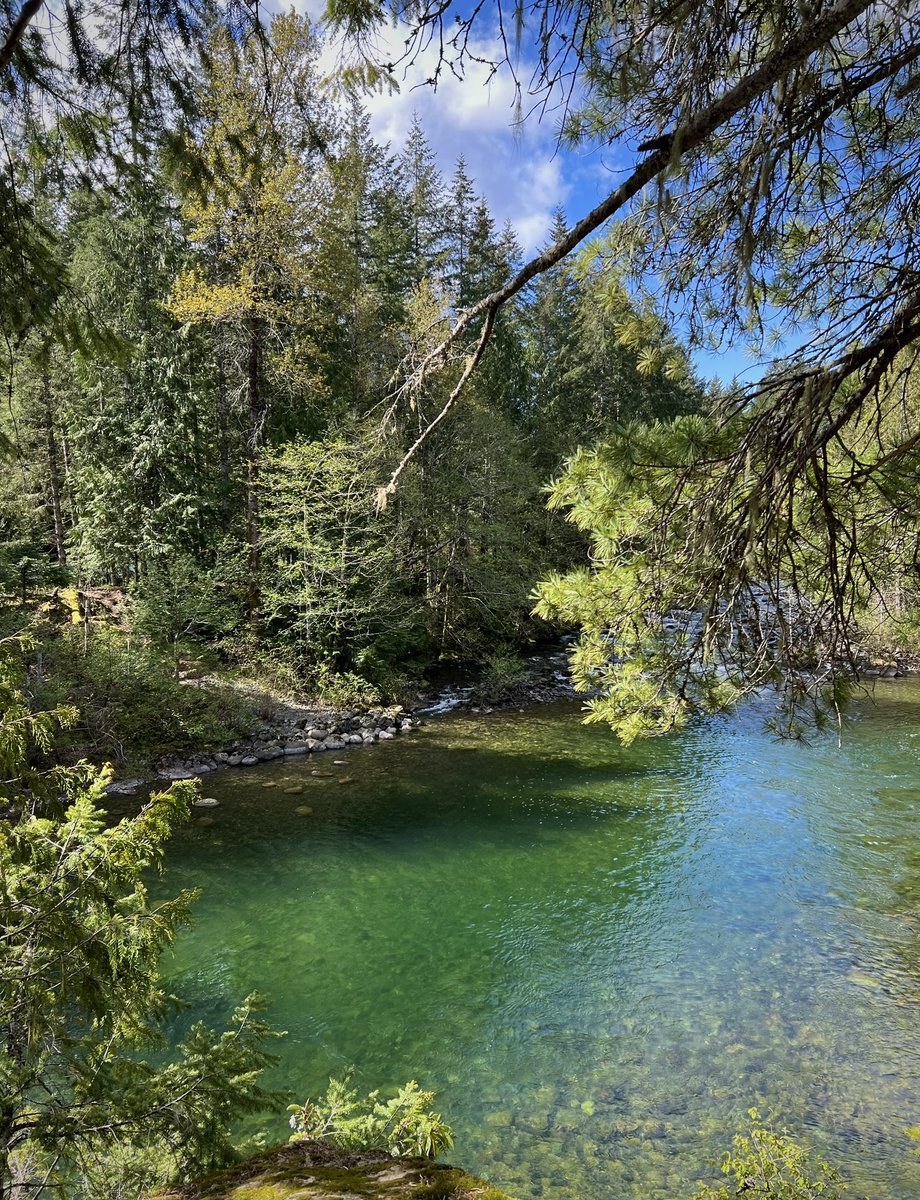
[158, 1141, 515, 1200]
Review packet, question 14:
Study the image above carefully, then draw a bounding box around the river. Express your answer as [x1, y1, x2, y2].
[150, 683, 920, 1199]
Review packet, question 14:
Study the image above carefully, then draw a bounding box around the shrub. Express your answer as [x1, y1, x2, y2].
[288, 1072, 454, 1159]
[30, 628, 254, 766]
[694, 1110, 843, 1200]
[473, 649, 531, 705]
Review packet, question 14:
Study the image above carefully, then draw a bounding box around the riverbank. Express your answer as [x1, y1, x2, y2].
[105, 644, 579, 794]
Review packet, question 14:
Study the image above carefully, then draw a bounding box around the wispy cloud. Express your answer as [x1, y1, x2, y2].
[285, 3, 573, 250]
[358, 25, 572, 250]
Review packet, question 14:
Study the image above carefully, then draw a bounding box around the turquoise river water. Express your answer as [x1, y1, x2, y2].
[148, 684, 920, 1199]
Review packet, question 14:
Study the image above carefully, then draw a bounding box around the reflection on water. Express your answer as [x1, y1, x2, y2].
[151, 682, 920, 1199]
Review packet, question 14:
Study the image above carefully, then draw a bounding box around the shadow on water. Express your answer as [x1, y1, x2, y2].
[144, 691, 920, 1200]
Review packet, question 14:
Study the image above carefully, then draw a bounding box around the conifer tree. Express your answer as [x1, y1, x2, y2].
[0, 640, 278, 1200]
[398, 114, 448, 285]
[168, 13, 330, 614]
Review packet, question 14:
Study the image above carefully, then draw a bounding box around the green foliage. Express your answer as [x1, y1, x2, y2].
[288, 1072, 454, 1159]
[32, 627, 253, 766]
[473, 649, 530, 705]
[260, 434, 425, 686]
[132, 551, 248, 670]
[534, 353, 920, 742]
[2, 9, 714, 722]
[310, 667, 383, 709]
[694, 1111, 843, 1200]
[0, 641, 281, 1198]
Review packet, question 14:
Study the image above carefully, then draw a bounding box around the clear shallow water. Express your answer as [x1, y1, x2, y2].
[150, 685, 920, 1199]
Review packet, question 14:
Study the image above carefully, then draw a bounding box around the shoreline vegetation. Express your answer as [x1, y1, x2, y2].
[11, 583, 918, 780]
[7, 582, 918, 790]
[6, 583, 582, 787]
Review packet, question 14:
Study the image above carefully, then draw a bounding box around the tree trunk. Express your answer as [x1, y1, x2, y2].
[41, 370, 67, 569]
[245, 320, 265, 619]
[216, 345, 231, 534]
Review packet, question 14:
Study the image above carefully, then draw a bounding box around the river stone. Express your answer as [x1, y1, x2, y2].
[157, 767, 199, 780]
[346, 733, 363, 744]
[283, 744, 307, 755]
[104, 778, 146, 795]
[261, 781, 277, 788]
[362, 733, 376, 744]
[306, 727, 326, 741]
[226, 754, 244, 767]
[377, 730, 395, 740]
[193, 797, 219, 807]
[257, 748, 283, 761]
[308, 739, 326, 751]
[295, 805, 314, 816]
[333, 759, 347, 765]
[240, 755, 259, 766]
[196, 816, 217, 827]
[325, 739, 346, 750]
[283, 785, 303, 794]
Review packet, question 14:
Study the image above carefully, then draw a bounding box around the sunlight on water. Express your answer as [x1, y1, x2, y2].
[149, 683, 920, 1199]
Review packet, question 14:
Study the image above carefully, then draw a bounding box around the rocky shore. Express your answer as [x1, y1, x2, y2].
[106, 703, 415, 794]
[157, 1139, 514, 1200]
[104, 646, 580, 795]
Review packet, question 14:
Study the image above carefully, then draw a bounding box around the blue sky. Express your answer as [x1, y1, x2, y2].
[292, 2, 767, 387]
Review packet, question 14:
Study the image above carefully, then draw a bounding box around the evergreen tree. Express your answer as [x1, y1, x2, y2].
[63, 182, 221, 583]
[168, 13, 330, 614]
[398, 114, 448, 285]
[444, 157, 476, 307]
[306, 99, 409, 422]
[0, 640, 278, 1200]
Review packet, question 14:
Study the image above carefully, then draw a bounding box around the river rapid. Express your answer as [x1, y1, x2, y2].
[150, 683, 920, 1199]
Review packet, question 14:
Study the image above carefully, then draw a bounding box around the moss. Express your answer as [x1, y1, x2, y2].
[410, 1167, 513, 1200]
[156, 1142, 517, 1200]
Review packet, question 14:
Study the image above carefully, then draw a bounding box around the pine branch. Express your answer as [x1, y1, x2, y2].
[378, 0, 877, 496]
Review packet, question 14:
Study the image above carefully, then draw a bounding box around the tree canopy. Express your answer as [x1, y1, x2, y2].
[5, 0, 920, 733]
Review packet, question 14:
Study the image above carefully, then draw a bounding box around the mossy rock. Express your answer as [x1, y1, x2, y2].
[156, 1141, 516, 1200]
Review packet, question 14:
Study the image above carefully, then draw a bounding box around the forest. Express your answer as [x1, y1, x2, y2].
[2, 1, 920, 1199]
[2, 10, 704, 759]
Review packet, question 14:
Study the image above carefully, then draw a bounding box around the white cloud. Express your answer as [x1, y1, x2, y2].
[364, 36, 569, 250]
[279, 2, 571, 250]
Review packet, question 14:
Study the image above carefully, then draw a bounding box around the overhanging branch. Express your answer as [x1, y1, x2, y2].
[378, 0, 877, 496]
[0, 0, 45, 76]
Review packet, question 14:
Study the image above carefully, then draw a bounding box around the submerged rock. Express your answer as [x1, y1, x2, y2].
[105, 778, 146, 795]
[156, 1140, 515, 1200]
